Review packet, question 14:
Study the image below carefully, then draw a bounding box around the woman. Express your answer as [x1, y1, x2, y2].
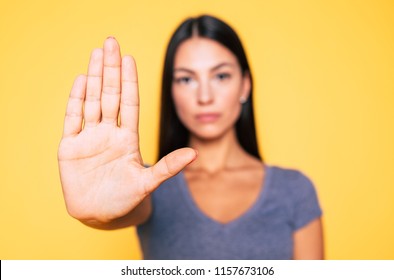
[58, 15, 323, 259]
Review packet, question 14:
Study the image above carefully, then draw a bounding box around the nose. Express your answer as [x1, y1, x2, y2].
[196, 81, 214, 105]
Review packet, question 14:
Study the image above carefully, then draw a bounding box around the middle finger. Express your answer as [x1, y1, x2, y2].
[101, 37, 121, 125]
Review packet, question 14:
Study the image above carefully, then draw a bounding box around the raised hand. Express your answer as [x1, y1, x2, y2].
[58, 38, 196, 225]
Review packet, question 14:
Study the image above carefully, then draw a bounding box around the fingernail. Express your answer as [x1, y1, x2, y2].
[107, 36, 115, 39]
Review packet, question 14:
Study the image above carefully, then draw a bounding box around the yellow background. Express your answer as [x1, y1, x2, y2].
[1, 0, 393, 259]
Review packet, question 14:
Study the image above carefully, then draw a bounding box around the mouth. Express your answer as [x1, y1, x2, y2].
[195, 113, 221, 123]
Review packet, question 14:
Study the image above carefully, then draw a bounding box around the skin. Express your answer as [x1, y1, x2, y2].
[58, 37, 324, 259]
[58, 38, 196, 228]
[172, 37, 264, 224]
[172, 38, 324, 259]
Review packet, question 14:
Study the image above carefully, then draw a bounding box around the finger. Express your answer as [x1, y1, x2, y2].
[63, 75, 87, 137]
[101, 37, 121, 125]
[120, 55, 139, 132]
[147, 148, 198, 191]
[84, 48, 103, 127]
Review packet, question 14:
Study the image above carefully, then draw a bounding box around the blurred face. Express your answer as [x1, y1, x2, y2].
[172, 37, 250, 141]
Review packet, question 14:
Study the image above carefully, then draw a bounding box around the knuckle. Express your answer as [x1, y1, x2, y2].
[102, 86, 121, 95]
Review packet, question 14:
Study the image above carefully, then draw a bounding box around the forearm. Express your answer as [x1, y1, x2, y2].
[81, 196, 152, 230]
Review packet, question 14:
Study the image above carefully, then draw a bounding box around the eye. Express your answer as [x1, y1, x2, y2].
[174, 76, 193, 84]
[216, 73, 231, 81]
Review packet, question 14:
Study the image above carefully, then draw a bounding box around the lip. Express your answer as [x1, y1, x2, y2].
[195, 113, 221, 123]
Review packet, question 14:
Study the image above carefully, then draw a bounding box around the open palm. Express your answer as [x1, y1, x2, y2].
[58, 38, 196, 223]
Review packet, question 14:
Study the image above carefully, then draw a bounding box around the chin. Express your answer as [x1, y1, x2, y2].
[189, 126, 234, 142]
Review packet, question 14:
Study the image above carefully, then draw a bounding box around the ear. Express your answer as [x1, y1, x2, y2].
[240, 71, 251, 103]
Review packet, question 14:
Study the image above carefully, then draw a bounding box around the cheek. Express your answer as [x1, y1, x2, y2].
[223, 98, 242, 124]
[218, 86, 243, 119]
[172, 91, 193, 122]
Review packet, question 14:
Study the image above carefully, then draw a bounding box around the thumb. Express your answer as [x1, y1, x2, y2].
[147, 148, 197, 191]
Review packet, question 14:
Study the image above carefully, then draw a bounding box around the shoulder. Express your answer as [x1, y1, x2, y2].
[266, 165, 320, 211]
[267, 165, 316, 194]
[268, 165, 310, 180]
[266, 165, 322, 229]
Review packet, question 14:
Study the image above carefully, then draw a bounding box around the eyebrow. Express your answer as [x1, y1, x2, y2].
[173, 62, 236, 74]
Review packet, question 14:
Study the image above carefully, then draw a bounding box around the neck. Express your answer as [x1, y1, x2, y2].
[187, 129, 245, 174]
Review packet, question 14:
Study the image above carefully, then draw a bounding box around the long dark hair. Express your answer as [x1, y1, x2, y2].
[158, 15, 262, 161]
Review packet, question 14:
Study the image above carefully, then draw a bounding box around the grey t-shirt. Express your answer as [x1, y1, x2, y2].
[137, 165, 322, 259]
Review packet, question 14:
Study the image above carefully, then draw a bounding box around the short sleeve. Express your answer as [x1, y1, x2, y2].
[290, 172, 322, 230]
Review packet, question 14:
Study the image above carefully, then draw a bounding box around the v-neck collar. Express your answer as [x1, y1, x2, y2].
[176, 164, 273, 230]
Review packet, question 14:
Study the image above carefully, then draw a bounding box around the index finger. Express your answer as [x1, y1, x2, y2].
[120, 55, 139, 133]
[63, 75, 87, 138]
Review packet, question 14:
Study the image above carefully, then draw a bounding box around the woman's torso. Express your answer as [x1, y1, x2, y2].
[183, 162, 264, 224]
[137, 164, 322, 259]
